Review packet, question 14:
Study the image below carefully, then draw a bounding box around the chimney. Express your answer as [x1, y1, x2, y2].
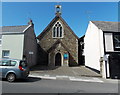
[28, 19, 34, 26]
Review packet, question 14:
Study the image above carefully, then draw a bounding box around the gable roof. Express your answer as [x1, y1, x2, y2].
[47, 39, 70, 53]
[0, 25, 30, 34]
[37, 15, 79, 40]
[91, 21, 120, 32]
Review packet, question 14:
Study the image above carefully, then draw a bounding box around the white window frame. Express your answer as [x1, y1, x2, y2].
[52, 21, 64, 38]
[2, 50, 10, 58]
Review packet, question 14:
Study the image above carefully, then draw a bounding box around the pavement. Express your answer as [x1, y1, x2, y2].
[30, 65, 101, 77]
[29, 65, 119, 83]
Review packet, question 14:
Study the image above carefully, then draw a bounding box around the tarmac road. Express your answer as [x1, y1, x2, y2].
[1, 76, 119, 94]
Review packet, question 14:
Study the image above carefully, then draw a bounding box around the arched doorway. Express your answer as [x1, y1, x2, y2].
[55, 53, 61, 66]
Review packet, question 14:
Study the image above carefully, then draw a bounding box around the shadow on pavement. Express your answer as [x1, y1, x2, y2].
[30, 65, 60, 71]
[1, 77, 41, 83]
[30, 65, 102, 78]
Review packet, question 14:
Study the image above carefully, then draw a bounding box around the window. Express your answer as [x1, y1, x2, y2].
[1, 60, 10, 66]
[2, 50, 10, 58]
[52, 21, 63, 38]
[20, 60, 27, 67]
[113, 33, 120, 51]
[10, 61, 17, 66]
[0, 60, 16, 66]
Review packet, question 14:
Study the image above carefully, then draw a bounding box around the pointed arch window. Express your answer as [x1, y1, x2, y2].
[52, 21, 63, 38]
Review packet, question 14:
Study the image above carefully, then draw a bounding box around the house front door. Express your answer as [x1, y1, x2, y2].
[109, 53, 120, 79]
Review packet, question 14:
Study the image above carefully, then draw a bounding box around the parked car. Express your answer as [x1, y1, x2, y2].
[0, 58, 29, 82]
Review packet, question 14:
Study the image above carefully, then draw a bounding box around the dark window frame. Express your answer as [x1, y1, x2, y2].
[113, 33, 120, 51]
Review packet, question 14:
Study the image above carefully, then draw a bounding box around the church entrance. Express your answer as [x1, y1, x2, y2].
[55, 53, 61, 66]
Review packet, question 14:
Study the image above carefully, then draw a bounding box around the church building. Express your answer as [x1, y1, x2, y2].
[37, 5, 79, 67]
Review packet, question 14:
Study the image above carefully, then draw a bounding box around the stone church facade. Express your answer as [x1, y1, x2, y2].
[37, 5, 79, 67]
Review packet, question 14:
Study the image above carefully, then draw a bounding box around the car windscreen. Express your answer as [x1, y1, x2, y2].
[19, 61, 27, 67]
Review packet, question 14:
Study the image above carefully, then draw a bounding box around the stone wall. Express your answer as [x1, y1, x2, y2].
[48, 43, 69, 66]
[37, 18, 78, 66]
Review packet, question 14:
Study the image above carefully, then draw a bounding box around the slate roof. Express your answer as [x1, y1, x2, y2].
[91, 21, 120, 32]
[0, 25, 29, 33]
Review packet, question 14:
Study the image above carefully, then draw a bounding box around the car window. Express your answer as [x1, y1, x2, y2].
[1, 60, 10, 66]
[19, 61, 27, 67]
[10, 61, 17, 66]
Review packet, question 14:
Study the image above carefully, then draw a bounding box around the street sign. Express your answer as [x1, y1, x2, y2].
[29, 52, 34, 55]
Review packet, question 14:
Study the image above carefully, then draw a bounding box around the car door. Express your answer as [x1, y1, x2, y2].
[2, 60, 11, 78]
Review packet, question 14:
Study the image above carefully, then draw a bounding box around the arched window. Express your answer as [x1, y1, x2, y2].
[53, 27, 56, 37]
[52, 21, 63, 38]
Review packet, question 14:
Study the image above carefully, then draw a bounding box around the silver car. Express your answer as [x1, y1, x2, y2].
[0, 58, 29, 82]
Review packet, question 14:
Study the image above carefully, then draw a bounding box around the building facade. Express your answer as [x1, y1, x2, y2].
[37, 5, 79, 67]
[84, 21, 120, 79]
[0, 20, 37, 67]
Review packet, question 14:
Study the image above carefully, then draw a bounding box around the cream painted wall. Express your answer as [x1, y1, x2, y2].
[84, 21, 104, 71]
[1, 34, 24, 59]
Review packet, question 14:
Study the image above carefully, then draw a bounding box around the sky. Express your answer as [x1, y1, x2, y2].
[2, 2, 118, 37]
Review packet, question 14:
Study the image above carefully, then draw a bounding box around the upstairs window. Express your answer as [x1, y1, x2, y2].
[113, 33, 120, 51]
[2, 50, 10, 58]
[52, 21, 63, 38]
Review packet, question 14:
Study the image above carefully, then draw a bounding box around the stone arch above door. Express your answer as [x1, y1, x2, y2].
[47, 40, 70, 67]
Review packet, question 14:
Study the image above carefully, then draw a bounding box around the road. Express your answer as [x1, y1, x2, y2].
[1, 76, 119, 94]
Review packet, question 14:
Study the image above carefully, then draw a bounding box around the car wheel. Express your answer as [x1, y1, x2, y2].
[7, 73, 16, 82]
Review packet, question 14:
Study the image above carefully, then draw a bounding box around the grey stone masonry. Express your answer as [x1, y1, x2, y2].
[37, 16, 79, 66]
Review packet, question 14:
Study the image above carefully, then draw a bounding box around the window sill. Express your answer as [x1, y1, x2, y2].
[3, 56, 9, 58]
